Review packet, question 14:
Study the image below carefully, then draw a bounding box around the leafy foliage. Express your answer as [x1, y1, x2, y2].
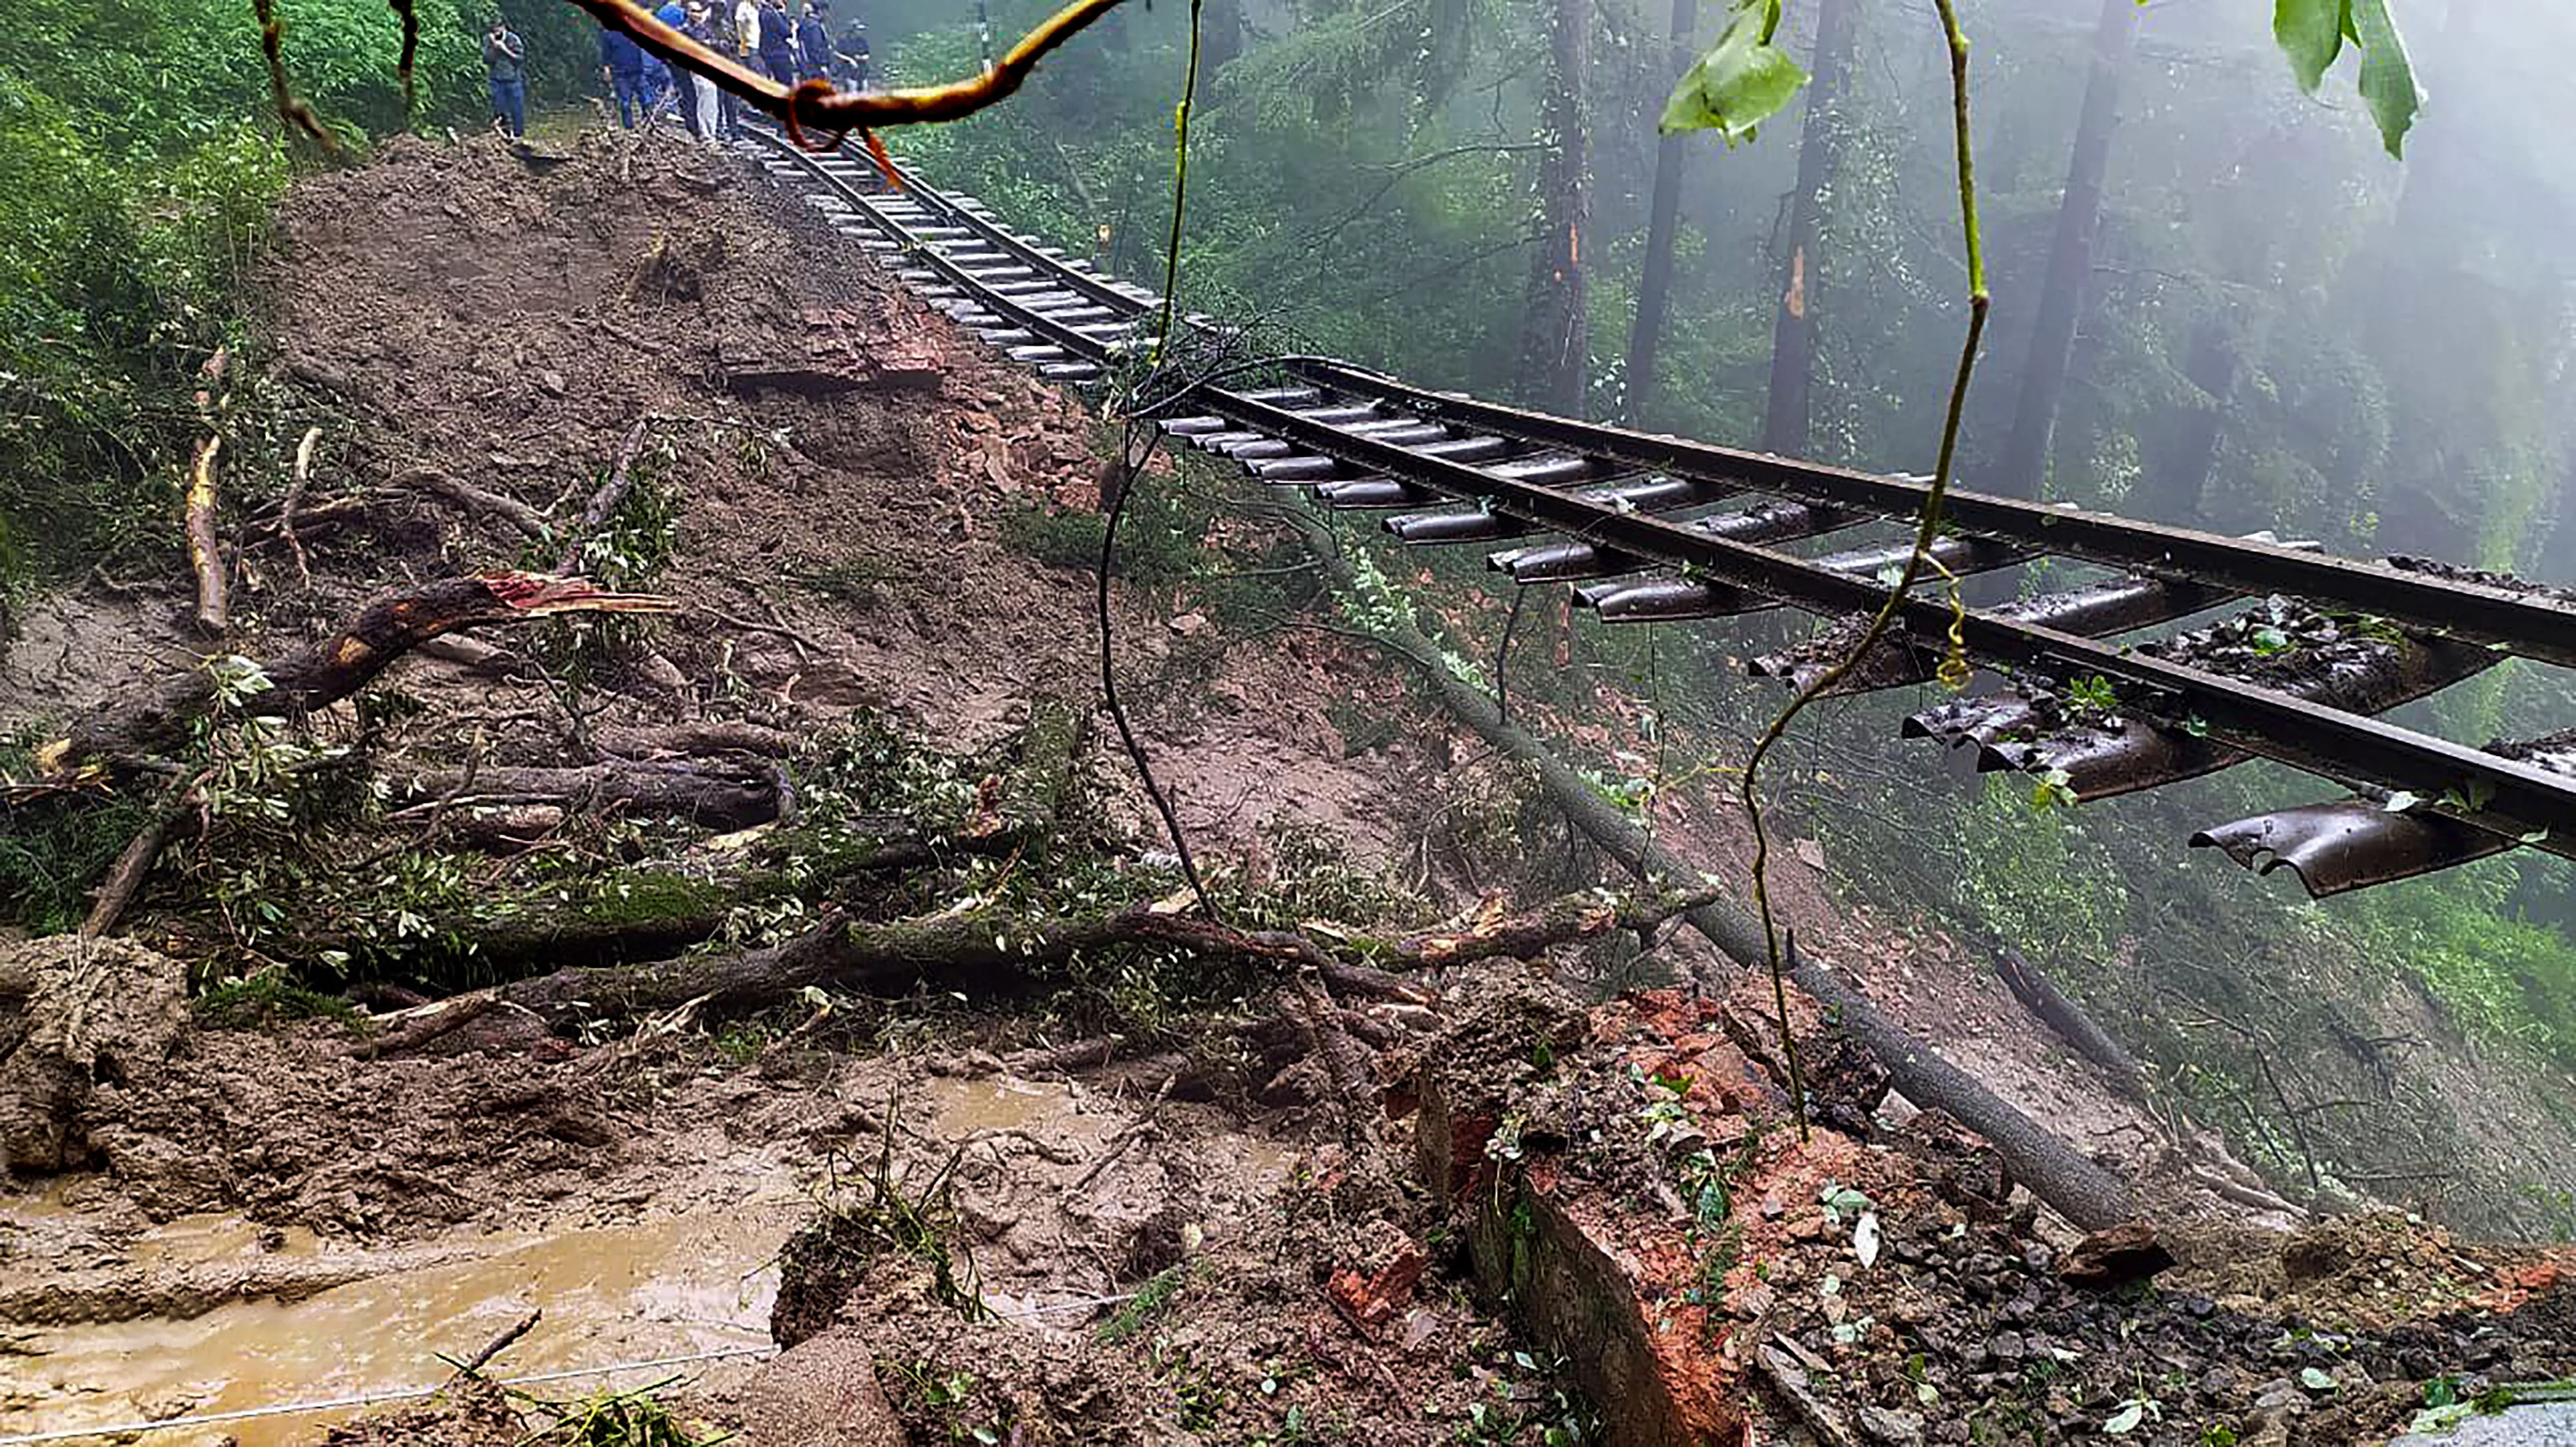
[2272, 0, 2421, 156]
[1659, 0, 1807, 146]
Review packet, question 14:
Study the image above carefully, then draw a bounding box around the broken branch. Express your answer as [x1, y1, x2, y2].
[556, 419, 650, 573]
[185, 435, 228, 634]
[39, 572, 674, 774]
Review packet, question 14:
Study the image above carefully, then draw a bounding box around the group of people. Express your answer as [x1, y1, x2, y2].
[480, 4, 874, 142]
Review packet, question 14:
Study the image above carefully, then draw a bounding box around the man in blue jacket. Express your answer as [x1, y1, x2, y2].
[599, 25, 648, 128]
[796, 2, 832, 82]
[755, 0, 797, 85]
[482, 16, 526, 137]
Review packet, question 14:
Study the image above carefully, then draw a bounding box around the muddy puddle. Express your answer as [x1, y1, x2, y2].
[0, 1073, 1301, 1445]
[1, 1195, 799, 1446]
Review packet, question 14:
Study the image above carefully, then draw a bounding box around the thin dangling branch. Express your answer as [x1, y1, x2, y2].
[1737, 0, 1989, 1142]
[562, 0, 1129, 149]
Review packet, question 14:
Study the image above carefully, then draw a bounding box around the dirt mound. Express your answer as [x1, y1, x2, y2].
[0, 936, 187, 1176]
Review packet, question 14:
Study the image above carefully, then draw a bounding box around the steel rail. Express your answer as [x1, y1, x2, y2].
[1280, 359, 2576, 670]
[743, 128, 2576, 859]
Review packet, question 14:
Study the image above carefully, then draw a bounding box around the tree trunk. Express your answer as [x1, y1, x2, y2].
[1515, 0, 1591, 415]
[2132, 316, 2238, 528]
[1620, 0, 1699, 427]
[1993, 0, 2138, 501]
[1757, 0, 1858, 456]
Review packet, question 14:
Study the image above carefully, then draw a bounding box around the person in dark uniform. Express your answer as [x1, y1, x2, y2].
[482, 16, 526, 137]
[832, 16, 870, 90]
[796, 2, 832, 82]
[755, 0, 797, 85]
[598, 24, 648, 128]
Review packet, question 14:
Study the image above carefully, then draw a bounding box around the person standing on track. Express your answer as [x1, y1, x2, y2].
[599, 24, 648, 128]
[832, 18, 870, 91]
[653, 0, 694, 134]
[726, 0, 758, 134]
[482, 15, 526, 137]
[796, 2, 832, 83]
[682, 3, 724, 143]
[756, 0, 799, 85]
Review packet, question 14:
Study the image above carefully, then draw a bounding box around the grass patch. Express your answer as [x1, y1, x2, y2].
[0, 784, 149, 934]
[1100, 1262, 1196, 1345]
[515, 1379, 734, 1446]
[195, 968, 364, 1031]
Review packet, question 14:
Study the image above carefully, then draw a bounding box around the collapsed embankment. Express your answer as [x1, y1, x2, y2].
[2, 127, 2572, 1447]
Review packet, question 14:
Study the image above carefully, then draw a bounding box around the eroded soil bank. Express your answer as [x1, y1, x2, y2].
[1, 127, 2571, 1447]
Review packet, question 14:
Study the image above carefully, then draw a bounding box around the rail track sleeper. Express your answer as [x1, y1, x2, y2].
[1160, 417, 1229, 436]
[1318, 479, 1437, 509]
[1283, 359, 2576, 668]
[1408, 436, 1514, 463]
[974, 328, 1040, 347]
[1250, 457, 1343, 483]
[1341, 421, 1451, 446]
[1005, 345, 1071, 363]
[1037, 362, 1101, 381]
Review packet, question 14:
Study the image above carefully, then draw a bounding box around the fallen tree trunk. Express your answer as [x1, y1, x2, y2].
[393, 467, 548, 538]
[1280, 506, 2139, 1230]
[1994, 945, 2151, 1102]
[38, 572, 673, 773]
[401, 760, 780, 829]
[367, 877, 1704, 1051]
[597, 721, 800, 760]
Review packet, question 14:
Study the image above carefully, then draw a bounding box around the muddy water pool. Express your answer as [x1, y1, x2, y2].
[0, 1193, 799, 1446]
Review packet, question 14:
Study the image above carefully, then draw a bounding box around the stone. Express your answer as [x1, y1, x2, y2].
[732, 1329, 907, 1446]
[1857, 1405, 1926, 1445]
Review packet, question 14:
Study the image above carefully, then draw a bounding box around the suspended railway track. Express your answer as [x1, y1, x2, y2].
[737, 125, 2576, 901]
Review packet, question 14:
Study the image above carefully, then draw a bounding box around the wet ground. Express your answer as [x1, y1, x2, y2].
[0, 1070, 1306, 1446]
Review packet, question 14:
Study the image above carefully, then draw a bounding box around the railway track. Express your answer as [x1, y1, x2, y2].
[737, 125, 2576, 900]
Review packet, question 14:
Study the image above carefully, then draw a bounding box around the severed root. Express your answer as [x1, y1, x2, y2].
[38, 571, 675, 775]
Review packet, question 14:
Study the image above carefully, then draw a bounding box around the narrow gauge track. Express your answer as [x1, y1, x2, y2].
[739, 126, 2576, 898]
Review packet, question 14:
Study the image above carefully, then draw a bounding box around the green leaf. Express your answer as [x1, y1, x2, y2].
[2300, 1366, 2339, 1392]
[2346, 0, 2421, 157]
[1660, 0, 1811, 147]
[2274, 0, 2346, 91]
[2104, 1400, 2146, 1435]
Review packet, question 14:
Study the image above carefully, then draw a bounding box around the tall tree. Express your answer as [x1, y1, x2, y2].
[2131, 315, 2241, 529]
[1993, 0, 2139, 500]
[1621, 0, 1700, 427]
[1757, 0, 1858, 456]
[1516, 0, 1592, 415]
